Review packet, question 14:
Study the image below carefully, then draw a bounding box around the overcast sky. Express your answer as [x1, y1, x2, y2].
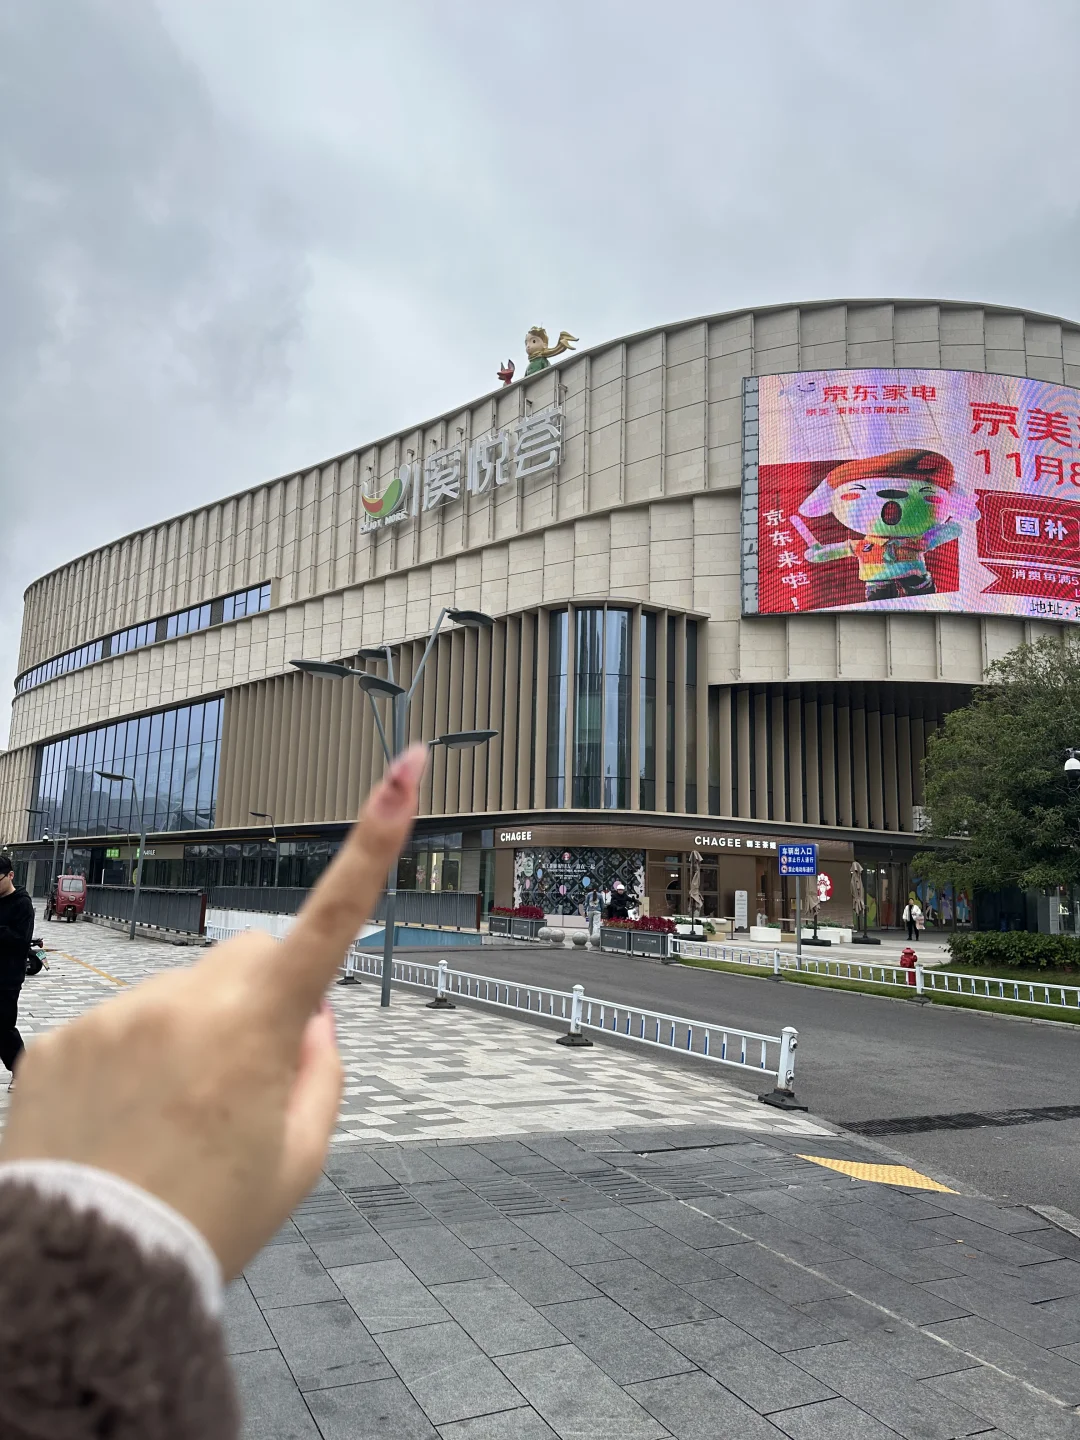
[2, 0, 1079, 743]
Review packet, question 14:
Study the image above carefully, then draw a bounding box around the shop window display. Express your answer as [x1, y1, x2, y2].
[514, 847, 644, 916]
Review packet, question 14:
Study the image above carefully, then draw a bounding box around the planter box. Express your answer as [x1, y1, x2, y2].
[489, 916, 545, 939]
[599, 927, 670, 959]
[750, 925, 783, 943]
[630, 931, 670, 958]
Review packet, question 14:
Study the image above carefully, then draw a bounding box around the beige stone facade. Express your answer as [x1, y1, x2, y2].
[3, 298, 1079, 858]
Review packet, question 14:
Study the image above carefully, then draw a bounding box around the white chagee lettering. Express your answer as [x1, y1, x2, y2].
[423, 445, 464, 510]
[512, 408, 563, 480]
[500, 830, 532, 842]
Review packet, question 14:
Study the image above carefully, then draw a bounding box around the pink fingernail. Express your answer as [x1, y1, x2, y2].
[387, 745, 426, 789]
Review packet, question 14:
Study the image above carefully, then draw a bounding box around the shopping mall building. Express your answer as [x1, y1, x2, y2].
[4, 298, 1079, 931]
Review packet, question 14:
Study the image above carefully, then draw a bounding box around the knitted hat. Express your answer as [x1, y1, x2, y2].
[801, 448, 954, 517]
[826, 448, 954, 491]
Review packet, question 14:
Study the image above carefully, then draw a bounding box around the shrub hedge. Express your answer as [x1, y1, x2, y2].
[948, 931, 1080, 970]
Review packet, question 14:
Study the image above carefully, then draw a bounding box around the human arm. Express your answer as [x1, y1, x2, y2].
[804, 541, 852, 563]
[0, 745, 428, 1438]
[923, 520, 962, 550]
[0, 892, 35, 947]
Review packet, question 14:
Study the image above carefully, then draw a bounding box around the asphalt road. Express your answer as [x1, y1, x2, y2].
[406, 942, 1080, 1211]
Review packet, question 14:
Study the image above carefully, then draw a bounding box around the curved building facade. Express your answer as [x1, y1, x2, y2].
[5, 299, 1079, 928]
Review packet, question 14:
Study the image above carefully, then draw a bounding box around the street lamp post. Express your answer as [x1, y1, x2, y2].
[293, 607, 497, 1008]
[25, 808, 50, 901]
[250, 811, 280, 887]
[96, 770, 147, 941]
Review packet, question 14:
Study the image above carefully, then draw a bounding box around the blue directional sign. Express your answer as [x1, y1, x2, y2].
[779, 843, 818, 876]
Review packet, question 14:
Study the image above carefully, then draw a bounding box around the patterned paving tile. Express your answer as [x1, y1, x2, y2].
[1, 909, 831, 1143]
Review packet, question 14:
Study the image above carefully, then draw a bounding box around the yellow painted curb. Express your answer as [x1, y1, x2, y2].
[798, 1155, 956, 1193]
[55, 952, 128, 987]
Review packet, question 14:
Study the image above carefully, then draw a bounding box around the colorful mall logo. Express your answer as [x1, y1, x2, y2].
[360, 406, 564, 533]
[361, 470, 410, 522]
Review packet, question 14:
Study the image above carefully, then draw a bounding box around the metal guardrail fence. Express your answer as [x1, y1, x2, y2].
[85, 885, 207, 935]
[201, 931, 803, 1103]
[669, 938, 1080, 1014]
[208, 886, 482, 930]
[343, 949, 799, 1093]
[209, 886, 309, 915]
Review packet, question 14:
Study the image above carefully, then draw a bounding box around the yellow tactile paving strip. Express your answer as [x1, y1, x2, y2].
[55, 952, 128, 986]
[799, 1154, 957, 1192]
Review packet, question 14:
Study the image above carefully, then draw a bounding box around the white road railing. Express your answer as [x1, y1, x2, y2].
[669, 938, 1080, 1014]
[344, 948, 800, 1095]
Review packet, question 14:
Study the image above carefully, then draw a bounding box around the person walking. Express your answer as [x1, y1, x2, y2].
[903, 896, 922, 942]
[0, 855, 34, 1089]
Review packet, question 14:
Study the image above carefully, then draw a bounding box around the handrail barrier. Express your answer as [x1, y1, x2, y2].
[86, 885, 206, 936]
[669, 938, 1080, 1014]
[343, 950, 804, 1108]
[208, 886, 482, 931]
[202, 932, 805, 1107]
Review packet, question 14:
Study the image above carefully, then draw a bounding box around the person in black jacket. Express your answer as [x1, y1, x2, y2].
[0, 855, 34, 1087]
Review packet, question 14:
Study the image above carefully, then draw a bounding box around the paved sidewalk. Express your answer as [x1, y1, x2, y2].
[8, 915, 1080, 1438]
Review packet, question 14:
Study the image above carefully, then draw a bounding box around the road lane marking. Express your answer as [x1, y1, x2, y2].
[54, 952, 128, 986]
[798, 1154, 956, 1192]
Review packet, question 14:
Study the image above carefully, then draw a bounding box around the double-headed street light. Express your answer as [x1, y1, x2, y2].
[96, 770, 147, 941]
[292, 606, 498, 1008]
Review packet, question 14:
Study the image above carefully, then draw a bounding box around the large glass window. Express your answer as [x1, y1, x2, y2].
[603, 609, 631, 808]
[30, 698, 223, 840]
[573, 610, 603, 807]
[572, 608, 631, 809]
[546, 611, 568, 806]
[639, 613, 656, 810]
[686, 618, 698, 812]
[666, 616, 677, 810]
[15, 582, 272, 695]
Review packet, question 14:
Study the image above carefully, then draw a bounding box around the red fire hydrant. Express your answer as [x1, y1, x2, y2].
[900, 946, 918, 986]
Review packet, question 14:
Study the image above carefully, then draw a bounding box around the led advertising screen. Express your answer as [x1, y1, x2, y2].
[741, 369, 1080, 623]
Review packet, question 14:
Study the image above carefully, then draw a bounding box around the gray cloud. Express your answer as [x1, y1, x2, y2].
[3, 0, 1079, 740]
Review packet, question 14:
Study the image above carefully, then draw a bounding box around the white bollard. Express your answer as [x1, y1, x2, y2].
[556, 983, 594, 1048]
[426, 958, 456, 1009]
[913, 963, 930, 1004]
[759, 1025, 807, 1110]
[338, 945, 361, 986]
[772, 949, 783, 981]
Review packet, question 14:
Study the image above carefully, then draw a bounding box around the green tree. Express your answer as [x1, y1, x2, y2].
[916, 636, 1080, 892]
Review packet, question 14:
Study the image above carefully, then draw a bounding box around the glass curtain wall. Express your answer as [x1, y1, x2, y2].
[666, 617, 677, 810]
[685, 619, 698, 812]
[639, 613, 656, 809]
[571, 608, 631, 808]
[31, 699, 223, 840]
[603, 610, 630, 808]
[573, 610, 603, 807]
[546, 611, 568, 806]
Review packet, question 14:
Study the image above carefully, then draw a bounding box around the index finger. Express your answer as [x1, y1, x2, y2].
[263, 744, 428, 1012]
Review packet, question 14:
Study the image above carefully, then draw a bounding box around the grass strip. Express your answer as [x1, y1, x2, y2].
[676, 954, 1080, 1025]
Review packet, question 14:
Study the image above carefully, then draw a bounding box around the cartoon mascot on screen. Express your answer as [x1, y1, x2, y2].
[797, 448, 964, 603]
